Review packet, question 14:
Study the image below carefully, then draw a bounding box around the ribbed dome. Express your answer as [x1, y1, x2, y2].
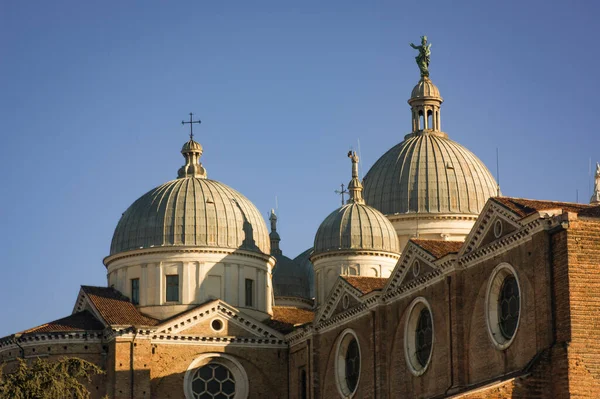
[110, 178, 270, 255]
[410, 77, 441, 99]
[313, 203, 400, 255]
[294, 248, 315, 298]
[363, 133, 498, 215]
[273, 254, 311, 299]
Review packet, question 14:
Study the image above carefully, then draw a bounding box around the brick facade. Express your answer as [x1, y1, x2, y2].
[1, 199, 600, 398]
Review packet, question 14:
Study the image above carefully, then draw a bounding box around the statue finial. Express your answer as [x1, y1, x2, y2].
[591, 162, 600, 204]
[409, 36, 432, 78]
[347, 151, 364, 204]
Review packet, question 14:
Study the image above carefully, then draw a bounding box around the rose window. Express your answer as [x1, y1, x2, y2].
[191, 363, 236, 399]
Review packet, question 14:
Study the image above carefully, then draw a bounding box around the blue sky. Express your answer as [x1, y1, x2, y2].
[0, 1, 598, 337]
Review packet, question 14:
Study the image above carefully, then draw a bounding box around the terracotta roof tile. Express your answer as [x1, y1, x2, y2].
[342, 276, 388, 295]
[21, 310, 104, 334]
[266, 306, 314, 333]
[82, 286, 159, 326]
[579, 205, 600, 218]
[493, 197, 591, 218]
[411, 239, 463, 259]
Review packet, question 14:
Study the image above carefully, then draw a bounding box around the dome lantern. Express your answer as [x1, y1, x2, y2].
[178, 113, 207, 179]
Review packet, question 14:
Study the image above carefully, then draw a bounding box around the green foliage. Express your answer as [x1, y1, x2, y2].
[0, 357, 105, 399]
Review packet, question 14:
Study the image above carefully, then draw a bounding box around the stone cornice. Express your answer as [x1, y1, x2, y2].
[310, 249, 400, 263]
[104, 246, 275, 268]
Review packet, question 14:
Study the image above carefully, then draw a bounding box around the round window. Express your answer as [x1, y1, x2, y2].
[184, 354, 248, 399]
[211, 318, 224, 332]
[191, 363, 235, 399]
[485, 263, 521, 350]
[335, 329, 361, 397]
[493, 219, 503, 238]
[404, 297, 434, 376]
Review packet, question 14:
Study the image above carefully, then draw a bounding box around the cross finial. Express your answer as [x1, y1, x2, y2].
[335, 183, 348, 206]
[181, 112, 201, 140]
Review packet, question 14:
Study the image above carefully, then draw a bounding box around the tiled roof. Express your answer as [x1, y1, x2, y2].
[82, 286, 159, 326]
[266, 306, 314, 333]
[342, 276, 388, 295]
[579, 205, 600, 218]
[21, 310, 104, 334]
[411, 239, 463, 259]
[493, 197, 591, 218]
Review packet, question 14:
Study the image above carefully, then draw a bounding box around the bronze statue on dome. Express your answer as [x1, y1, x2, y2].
[410, 36, 431, 78]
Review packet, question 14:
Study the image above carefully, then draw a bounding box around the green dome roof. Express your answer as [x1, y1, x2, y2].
[110, 178, 270, 255]
[293, 248, 315, 298]
[363, 133, 498, 215]
[313, 202, 400, 255]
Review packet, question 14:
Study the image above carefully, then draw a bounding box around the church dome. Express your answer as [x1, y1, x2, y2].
[110, 178, 270, 255]
[110, 137, 269, 256]
[313, 152, 400, 256]
[364, 74, 498, 216]
[363, 133, 497, 216]
[294, 248, 315, 298]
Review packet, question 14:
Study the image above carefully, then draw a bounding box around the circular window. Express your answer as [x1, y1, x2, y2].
[493, 219, 503, 238]
[485, 263, 521, 350]
[412, 261, 421, 277]
[335, 329, 361, 397]
[342, 294, 350, 310]
[211, 318, 224, 332]
[184, 354, 248, 399]
[404, 297, 434, 376]
[191, 363, 235, 398]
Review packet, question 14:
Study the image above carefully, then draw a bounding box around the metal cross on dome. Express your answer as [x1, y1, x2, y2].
[335, 183, 348, 206]
[181, 112, 201, 140]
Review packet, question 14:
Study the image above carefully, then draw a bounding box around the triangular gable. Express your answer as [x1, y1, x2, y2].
[383, 240, 438, 295]
[459, 199, 522, 257]
[315, 277, 364, 323]
[72, 286, 159, 328]
[155, 300, 285, 340]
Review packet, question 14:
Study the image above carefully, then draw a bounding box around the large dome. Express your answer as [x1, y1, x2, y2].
[110, 177, 270, 255]
[363, 133, 498, 215]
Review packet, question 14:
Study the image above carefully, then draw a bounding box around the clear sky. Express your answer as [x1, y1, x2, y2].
[1, 1, 598, 337]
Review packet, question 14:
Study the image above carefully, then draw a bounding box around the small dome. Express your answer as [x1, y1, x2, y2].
[110, 178, 270, 255]
[410, 77, 441, 100]
[181, 139, 203, 153]
[363, 134, 498, 215]
[313, 202, 400, 255]
[273, 254, 311, 299]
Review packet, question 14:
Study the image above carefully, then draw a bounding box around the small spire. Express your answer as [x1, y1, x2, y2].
[269, 209, 282, 255]
[177, 113, 207, 179]
[347, 151, 365, 204]
[591, 162, 600, 205]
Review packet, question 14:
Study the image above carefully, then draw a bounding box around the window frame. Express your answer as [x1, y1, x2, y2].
[244, 279, 254, 307]
[165, 274, 180, 303]
[485, 263, 522, 350]
[130, 278, 140, 305]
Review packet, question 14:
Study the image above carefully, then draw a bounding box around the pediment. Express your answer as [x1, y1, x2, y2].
[383, 241, 438, 296]
[155, 300, 284, 340]
[316, 278, 364, 323]
[459, 200, 522, 257]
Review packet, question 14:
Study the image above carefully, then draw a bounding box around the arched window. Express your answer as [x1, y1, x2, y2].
[300, 369, 307, 399]
[419, 111, 424, 130]
[427, 110, 433, 130]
